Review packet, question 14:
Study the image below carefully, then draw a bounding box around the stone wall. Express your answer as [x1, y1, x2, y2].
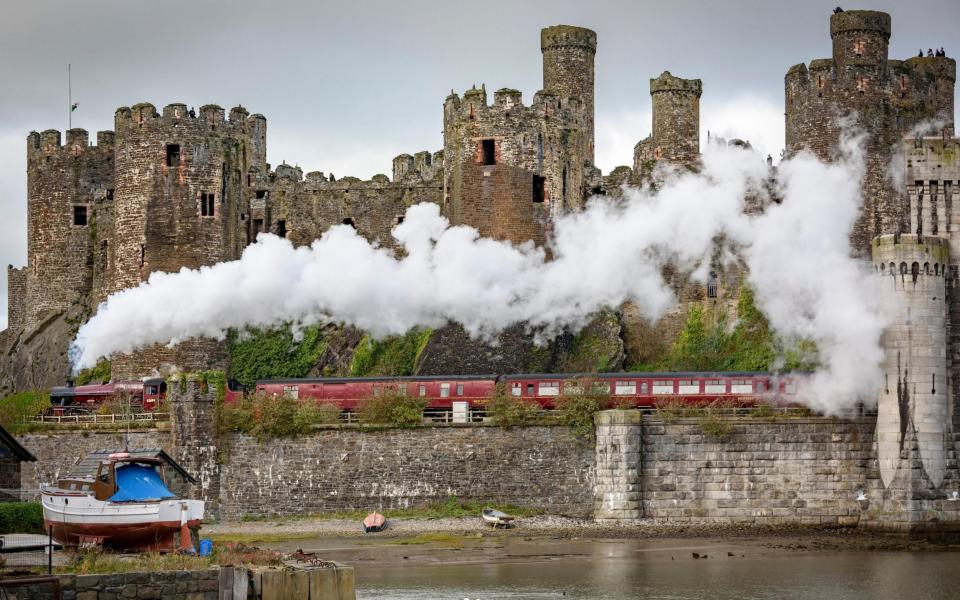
[218, 425, 595, 520]
[595, 410, 960, 532]
[17, 430, 170, 498]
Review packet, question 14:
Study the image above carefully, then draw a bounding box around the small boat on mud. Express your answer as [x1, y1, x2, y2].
[41, 448, 203, 552]
[481, 507, 515, 528]
[363, 512, 387, 533]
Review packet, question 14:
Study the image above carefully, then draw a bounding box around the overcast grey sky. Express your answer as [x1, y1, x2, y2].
[1, 0, 958, 329]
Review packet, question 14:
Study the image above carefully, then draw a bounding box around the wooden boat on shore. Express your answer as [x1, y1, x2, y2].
[481, 507, 514, 528]
[41, 449, 203, 552]
[362, 512, 387, 533]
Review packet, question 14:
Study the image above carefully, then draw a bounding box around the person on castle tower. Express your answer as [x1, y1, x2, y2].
[188, 107, 196, 118]
[928, 48, 934, 57]
[920, 49, 925, 57]
[329, 173, 336, 182]
[833, 7, 843, 13]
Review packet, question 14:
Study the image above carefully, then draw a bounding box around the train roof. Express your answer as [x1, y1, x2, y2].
[256, 371, 785, 386]
[500, 371, 776, 380]
[258, 375, 499, 384]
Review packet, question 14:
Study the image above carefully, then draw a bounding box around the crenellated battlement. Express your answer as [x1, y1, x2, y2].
[444, 85, 586, 128]
[113, 102, 263, 135]
[27, 128, 116, 158]
[829, 10, 891, 38]
[650, 71, 702, 97]
[871, 234, 950, 270]
[540, 25, 596, 53]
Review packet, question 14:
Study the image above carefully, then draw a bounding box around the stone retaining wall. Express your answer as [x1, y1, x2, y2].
[218, 426, 596, 519]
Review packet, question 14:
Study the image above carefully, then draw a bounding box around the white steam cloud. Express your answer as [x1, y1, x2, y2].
[71, 136, 885, 413]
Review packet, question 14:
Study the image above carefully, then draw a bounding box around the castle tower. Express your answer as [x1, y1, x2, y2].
[541, 25, 597, 162]
[633, 72, 702, 178]
[106, 102, 263, 379]
[872, 234, 950, 490]
[24, 128, 114, 330]
[785, 10, 956, 256]
[442, 85, 588, 246]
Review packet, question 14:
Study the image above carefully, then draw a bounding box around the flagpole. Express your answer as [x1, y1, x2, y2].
[68, 63, 72, 130]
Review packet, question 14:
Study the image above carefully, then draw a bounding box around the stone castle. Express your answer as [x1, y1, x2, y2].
[2, 8, 960, 532]
[1, 9, 957, 421]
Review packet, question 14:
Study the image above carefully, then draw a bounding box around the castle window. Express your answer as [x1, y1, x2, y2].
[900, 262, 908, 275]
[853, 39, 865, 57]
[200, 192, 215, 217]
[165, 144, 180, 167]
[342, 217, 355, 229]
[276, 220, 286, 238]
[707, 271, 718, 298]
[255, 190, 267, 200]
[73, 205, 87, 226]
[395, 215, 405, 225]
[481, 139, 496, 165]
[532, 175, 546, 203]
[140, 244, 146, 268]
[856, 77, 868, 93]
[591, 186, 604, 196]
[106, 189, 114, 201]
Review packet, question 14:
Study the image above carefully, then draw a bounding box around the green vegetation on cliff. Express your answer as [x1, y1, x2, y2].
[349, 328, 432, 376]
[227, 325, 328, 388]
[633, 286, 818, 372]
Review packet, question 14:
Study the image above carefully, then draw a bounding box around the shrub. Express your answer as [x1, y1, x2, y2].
[555, 378, 607, 440]
[487, 384, 541, 428]
[356, 389, 427, 426]
[0, 502, 44, 534]
[218, 392, 340, 438]
[698, 411, 734, 440]
[0, 391, 50, 433]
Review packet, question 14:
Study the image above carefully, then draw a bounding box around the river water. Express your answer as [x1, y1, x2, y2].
[349, 539, 960, 600]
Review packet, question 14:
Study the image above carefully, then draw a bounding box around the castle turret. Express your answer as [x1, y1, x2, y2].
[830, 10, 890, 77]
[24, 128, 114, 330]
[541, 25, 597, 162]
[633, 71, 702, 179]
[872, 234, 950, 489]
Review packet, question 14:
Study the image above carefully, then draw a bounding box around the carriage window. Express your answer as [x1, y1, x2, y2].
[652, 380, 674, 394]
[704, 379, 726, 393]
[730, 379, 754, 393]
[373, 385, 382, 397]
[640, 382, 648, 394]
[784, 382, 797, 394]
[614, 381, 636, 395]
[419, 384, 426, 397]
[440, 383, 450, 398]
[564, 381, 583, 395]
[538, 382, 560, 396]
[511, 383, 522, 397]
[396, 384, 407, 396]
[526, 384, 534, 395]
[678, 380, 700, 394]
[456, 384, 464, 396]
[147, 386, 157, 395]
[283, 385, 299, 399]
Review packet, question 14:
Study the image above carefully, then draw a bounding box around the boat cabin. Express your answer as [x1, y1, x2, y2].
[57, 448, 197, 502]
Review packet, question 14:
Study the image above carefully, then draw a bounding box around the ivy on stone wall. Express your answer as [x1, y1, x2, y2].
[227, 325, 328, 388]
[348, 328, 432, 376]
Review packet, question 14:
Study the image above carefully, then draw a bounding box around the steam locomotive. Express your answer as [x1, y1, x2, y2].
[50, 371, 798, 416]
[48, 379, 168, 415]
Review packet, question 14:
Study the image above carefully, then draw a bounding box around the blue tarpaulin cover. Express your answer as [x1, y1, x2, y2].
[108, 463, 176, 502]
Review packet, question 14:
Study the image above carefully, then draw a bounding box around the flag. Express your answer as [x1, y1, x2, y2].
[71, 102, 79, 112]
